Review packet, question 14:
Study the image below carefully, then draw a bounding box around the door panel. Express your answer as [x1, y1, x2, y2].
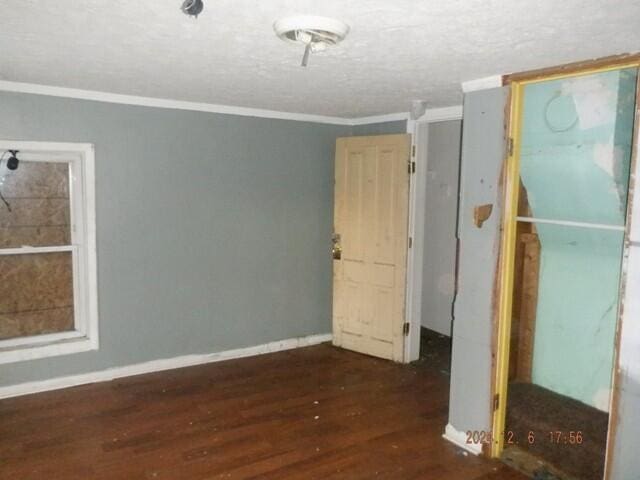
[332, 134, 410, 361]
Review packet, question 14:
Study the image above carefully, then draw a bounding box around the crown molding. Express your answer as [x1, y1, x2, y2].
[0, 80, 354, 125]
[421, 105, 463, 122]
[353, 106, 463, 126]
[0, 80, 464, 126]
[461, 75, 504, 93]
[350, 112, 410, 125]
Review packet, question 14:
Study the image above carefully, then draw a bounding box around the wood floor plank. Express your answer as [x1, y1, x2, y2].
[0, 344, 526, 479]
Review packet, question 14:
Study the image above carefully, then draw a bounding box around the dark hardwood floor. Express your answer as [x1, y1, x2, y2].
[0, 343, 526, 479]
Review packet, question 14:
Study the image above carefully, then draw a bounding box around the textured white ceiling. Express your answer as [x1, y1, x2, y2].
[1, 0, 639, 118]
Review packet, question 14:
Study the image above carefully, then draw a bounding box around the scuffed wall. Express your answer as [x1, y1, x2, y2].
[519, 68, 637, 409]
[450, 72, 640, 480]
[448, 86, 508, 433]
[0, 91, 349, 387]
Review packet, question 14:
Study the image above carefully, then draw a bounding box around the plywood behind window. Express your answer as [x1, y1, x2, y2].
[0, 161, 74, 339]
[0, 161, 70, 248]
[0, 252, 74, 339]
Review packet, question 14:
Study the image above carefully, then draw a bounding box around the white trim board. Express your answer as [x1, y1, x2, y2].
[403, 110, 463, 361]
[350, 112, 410, 125]
[461, 75, 503, 93]
[0, 80, 353, 125]
[352, 107, 462, 126]
[0, 80, 463, 127]
[443, 424, 482, 456]
[421, 105, 463, 122]
[0, 141, 99, 365]
[0, 333, 332, 400]
[403, 120, 426, 362]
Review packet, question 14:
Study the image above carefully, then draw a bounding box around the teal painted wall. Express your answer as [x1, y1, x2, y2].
[519, 68, 637, 409]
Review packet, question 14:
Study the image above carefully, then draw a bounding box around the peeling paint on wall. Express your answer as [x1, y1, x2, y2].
[562, 76, 617, 129]
[518, 67, 637, 410]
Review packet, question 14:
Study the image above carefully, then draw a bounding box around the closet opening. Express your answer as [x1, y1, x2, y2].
[492, 61, 639, 479]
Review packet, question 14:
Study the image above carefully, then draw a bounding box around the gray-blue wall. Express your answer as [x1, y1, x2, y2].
[0, 92, 351, 386]
[448, 86, 508, 433]
[351, 120, 407, 136]
[421, 120, 462, 336]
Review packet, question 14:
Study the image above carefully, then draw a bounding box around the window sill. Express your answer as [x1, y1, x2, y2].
[0, 334, 98, 365]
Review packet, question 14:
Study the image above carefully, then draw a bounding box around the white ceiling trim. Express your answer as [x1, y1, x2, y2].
[350, 112, 410, 125]
[0, 80, 353, 125]
[0, 80, 467, 127]
[461, 75, 504, 93]
[421, 105, 463, 122]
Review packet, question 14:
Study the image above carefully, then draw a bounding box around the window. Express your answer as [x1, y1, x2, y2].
[0, 142, 98, 364]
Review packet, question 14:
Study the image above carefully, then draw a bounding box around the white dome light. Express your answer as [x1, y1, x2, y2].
[273, 15, 350, 67]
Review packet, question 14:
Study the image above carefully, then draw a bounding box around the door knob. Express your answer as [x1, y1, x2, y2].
[332, 233, 342, 260]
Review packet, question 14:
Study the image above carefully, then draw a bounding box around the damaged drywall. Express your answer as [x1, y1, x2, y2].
[518, 68, 637, 409]
[448, 87, 508, 434]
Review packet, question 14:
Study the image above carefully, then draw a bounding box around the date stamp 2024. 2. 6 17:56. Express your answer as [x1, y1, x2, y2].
[466, 430, 585, 446]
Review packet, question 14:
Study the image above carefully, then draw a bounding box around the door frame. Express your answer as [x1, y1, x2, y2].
[490, 55, 640, 480]
[404, 106, 463, 363]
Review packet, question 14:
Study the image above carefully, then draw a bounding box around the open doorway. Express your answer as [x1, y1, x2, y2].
[493, 62, 639, 479]
[413, 115, 463, 372]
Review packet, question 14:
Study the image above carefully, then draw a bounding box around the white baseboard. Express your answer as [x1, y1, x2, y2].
[0, 333, 332, 400]
[442, 423, 482, 456]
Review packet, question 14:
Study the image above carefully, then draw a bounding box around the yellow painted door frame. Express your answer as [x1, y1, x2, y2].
[490, 59, 640, 460]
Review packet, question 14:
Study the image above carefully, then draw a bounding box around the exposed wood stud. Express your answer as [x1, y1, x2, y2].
[504, 53, 640, 85]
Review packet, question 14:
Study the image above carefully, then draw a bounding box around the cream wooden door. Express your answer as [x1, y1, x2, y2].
[332, 134, 411, 361]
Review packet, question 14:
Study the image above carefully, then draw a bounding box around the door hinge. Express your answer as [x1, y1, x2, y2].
[508, 137, 514, 157]
[408, 161, 416, 174]
[408, 236, 413, 248]
[493, 393, 500, 412]
[412, 145, 416, 157]
[403, 322, 410, 336]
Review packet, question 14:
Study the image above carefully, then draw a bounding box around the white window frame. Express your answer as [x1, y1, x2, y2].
[0, 141, 98, 364]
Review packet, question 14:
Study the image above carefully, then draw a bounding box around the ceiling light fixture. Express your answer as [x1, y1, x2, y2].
[273, 16, 350, 67]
